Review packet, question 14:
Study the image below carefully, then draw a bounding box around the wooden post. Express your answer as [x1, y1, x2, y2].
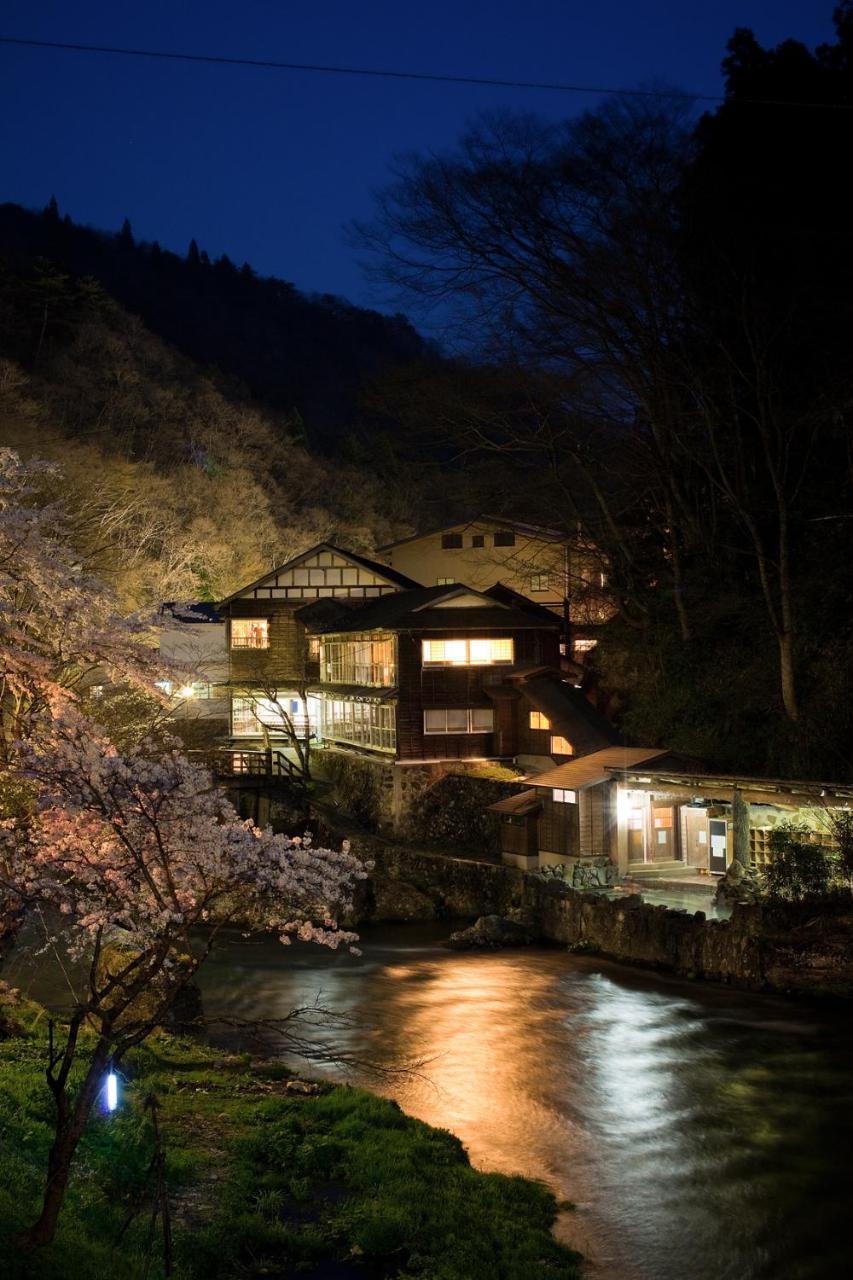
[732, 787, 750, 868]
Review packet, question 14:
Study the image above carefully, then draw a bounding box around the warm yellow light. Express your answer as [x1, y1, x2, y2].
[178, 685, 195, 699]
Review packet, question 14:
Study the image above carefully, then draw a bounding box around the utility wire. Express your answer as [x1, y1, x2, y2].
[1, 34, 851, 110]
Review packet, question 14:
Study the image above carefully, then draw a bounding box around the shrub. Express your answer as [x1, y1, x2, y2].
[765, 824, 837, 900]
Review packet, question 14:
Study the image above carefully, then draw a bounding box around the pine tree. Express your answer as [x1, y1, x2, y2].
[186, 238, 201, 267]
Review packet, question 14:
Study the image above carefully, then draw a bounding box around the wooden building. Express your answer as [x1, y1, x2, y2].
[199, 541, 620, 770]
[492, 748, 853, 877]
[375, 516, 613, 661]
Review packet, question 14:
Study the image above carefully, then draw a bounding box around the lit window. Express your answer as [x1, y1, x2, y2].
[423, 707, 495, 734]
[494, 530, 516, 547]
[441, 532, 463, 549]
[550, 735, 574, 755]
[471, 534, 485, 548]
[422, 638, 514, 666]
[231, 619, 269, 649]
[89, 683, 105, 699]
[529, 711, 550, 730]
[436, 577, 456, 586]
[308, 637, 321, 659]
[573, 638, 598, 655]
[530, 574, 549, 592]
[553, 788, 577, 804]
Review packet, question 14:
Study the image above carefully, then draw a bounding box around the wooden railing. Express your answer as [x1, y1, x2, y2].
[190, 748, 302, 782]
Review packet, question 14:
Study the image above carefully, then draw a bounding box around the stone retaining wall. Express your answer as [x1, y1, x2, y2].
[349, 836, 853, 998]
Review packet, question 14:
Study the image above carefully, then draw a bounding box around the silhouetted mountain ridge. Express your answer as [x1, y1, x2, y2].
[0, 199, 427, 445]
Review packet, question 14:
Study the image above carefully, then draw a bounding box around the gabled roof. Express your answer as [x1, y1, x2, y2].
[516, 673, 621, 752]
[485, 582, 563, 621]
[218, 542, 421, 606]
[303, 583, 561, 635]
[376, 514, 568, 552]
[525, 748, 672, 791]
[485, 789, 542, 817]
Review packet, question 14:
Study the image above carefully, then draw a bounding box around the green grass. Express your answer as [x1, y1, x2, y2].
[0, 993, 581, 1279]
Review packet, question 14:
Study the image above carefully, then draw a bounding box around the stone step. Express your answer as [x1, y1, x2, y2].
[626, 861, 691, 878]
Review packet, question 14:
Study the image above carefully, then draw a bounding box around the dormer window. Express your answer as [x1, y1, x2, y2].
[231, 619, 269, 649]
[494, 530, 516, 547]
[441, 532, 463, 549]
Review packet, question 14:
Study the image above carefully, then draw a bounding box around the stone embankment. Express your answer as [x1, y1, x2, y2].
[347, 836, 853, 998]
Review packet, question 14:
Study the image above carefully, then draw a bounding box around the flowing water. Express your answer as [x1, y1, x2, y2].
[196, 925, 852, 1280]
[8, 923, 853, 1279]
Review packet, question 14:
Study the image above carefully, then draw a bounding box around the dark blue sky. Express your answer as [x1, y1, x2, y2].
[0, 2, 835, 310]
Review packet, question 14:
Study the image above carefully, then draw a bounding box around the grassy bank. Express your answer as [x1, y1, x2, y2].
[0, 991, 581, 1279]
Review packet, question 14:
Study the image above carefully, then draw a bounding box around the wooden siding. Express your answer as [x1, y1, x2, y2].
[225, 600, 318, 686]
[395, 629, 551, 760]
[538, 793, 581, 856]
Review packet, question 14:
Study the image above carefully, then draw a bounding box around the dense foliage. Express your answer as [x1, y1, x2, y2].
[0, 260, 413, 606]
[358, 5, 853, 780]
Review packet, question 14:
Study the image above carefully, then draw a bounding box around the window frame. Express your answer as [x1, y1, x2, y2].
[530, 573, 550, 592]
[529, 710, 551, 730]
[423, 707, 495, 735]
[552, 787, 577, 804]
[231, 618, 270, 650]
[550, 735, 574, 756]
[441, 532, 463, 549]
[421, 637, 514, 667]
[493, 530, 516, 547]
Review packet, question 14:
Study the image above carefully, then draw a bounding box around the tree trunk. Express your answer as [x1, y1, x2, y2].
[21, 1044, 111, 1249]
[732, 788, 750, 869]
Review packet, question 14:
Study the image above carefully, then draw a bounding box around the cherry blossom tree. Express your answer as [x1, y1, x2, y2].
[0, 450, 365, 1248]
[1, 711, 364, 1249]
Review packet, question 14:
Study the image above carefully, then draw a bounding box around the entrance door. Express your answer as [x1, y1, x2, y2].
[626, 807, 645, 862]
[709, 819, 728, 874]
[652, 804, 679, 861]
[683, 808, 709, 868]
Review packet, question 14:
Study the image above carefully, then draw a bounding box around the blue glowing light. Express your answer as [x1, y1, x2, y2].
[105, 1070, 118, 1112]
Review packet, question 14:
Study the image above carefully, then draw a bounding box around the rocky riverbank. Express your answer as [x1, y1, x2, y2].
[343, 835, 853, 998]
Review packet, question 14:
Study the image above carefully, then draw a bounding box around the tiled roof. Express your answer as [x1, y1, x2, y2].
[303, 584, 561, 635]
[525, 748, 671, 791]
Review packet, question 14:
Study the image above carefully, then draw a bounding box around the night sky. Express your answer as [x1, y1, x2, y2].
[0, 2, 835, 310]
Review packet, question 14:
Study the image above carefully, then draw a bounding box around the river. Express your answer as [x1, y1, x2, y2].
[7, 923, 852, 1279]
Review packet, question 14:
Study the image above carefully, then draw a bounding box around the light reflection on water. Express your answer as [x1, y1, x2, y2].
[8, 923, 853, 1280]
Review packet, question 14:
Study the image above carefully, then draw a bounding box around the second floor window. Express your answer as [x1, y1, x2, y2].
[529, 711, 551, 730]
[494, 530, 516, 546]
[423, 707, 495, 734]
[231, 619, 269, 649]
[441, 532, 463, 549]
[322, 634, 396, 686]
[422, 637, 514, 666]
[436, 577, 456, 586]
[530, 574, 549, 592]
[550, 735, 574, 755]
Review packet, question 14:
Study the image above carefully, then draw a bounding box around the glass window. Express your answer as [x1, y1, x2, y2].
[530, 574, 549, 592]
[436, 577, 456, 586]
[494, 530, 516, 547]
[231, 619, 269, 649]
[552, 788, 577, 804]
[423, 707, 495, 734]
[321, 634, 396, 686]
[550, 735, 574, 755]
[471, 534, 485, 548]
[321, 698, 396, 752]
[529, 711, 551, 730]
[441, 532, 463, 549]
[422, 638, 514, 667]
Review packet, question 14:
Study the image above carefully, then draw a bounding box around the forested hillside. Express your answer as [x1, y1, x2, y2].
[0, 251, 415, 608]
[0, 200, 426, 445]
